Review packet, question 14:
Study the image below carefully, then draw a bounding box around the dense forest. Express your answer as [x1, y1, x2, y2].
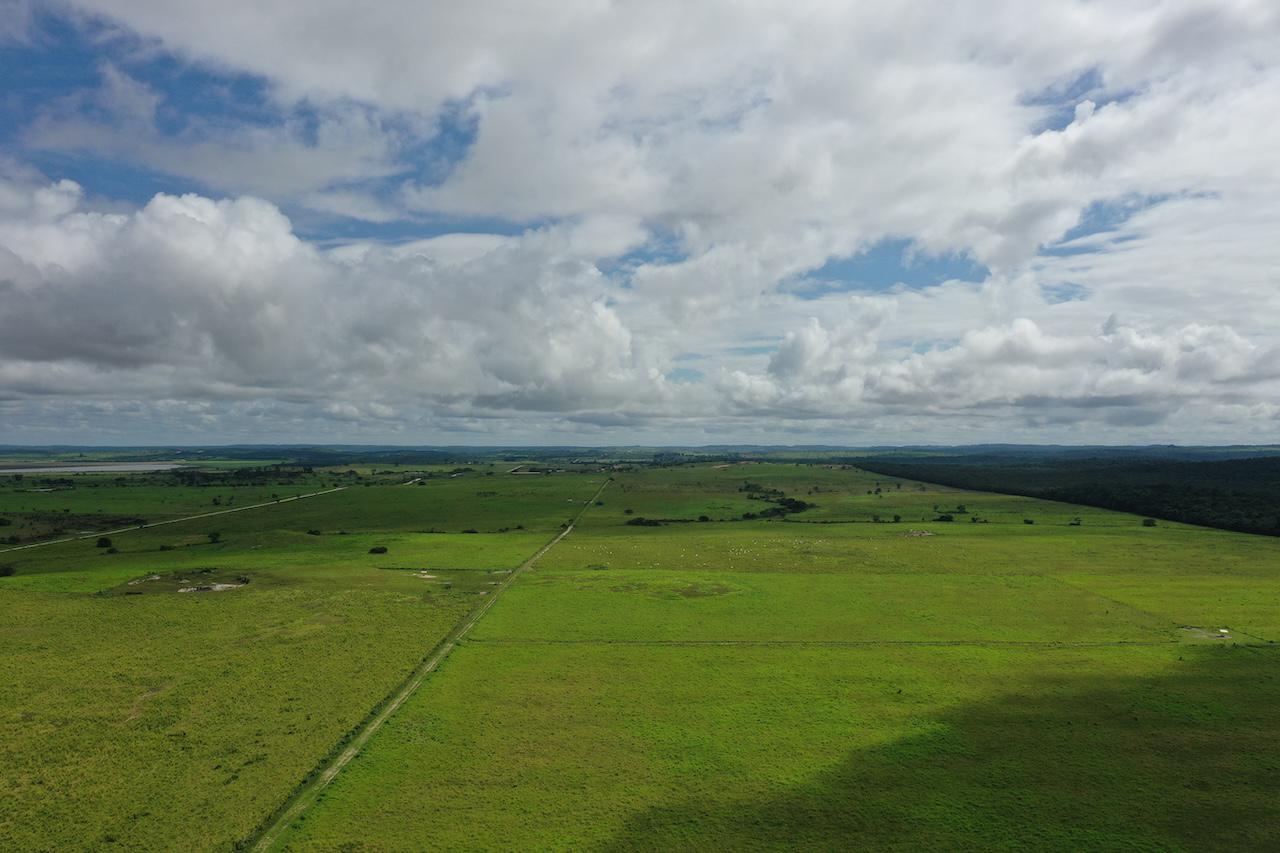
[856, 455, 1280, 537]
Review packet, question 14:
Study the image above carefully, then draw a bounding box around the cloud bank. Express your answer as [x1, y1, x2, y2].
[1, 1, 1278, 443]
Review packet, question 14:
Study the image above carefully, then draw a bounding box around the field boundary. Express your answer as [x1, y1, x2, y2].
[0, 486, 349, 554]
[244, 476, 611, 852]
[464, 638, 1199, 648]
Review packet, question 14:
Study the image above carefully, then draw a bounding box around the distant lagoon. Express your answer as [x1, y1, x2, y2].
[0, 463, 184, 474]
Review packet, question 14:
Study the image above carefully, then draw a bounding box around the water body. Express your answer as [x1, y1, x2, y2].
[0, 463, 184, 474]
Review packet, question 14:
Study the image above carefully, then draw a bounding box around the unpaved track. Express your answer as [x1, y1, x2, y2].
[0, 487, 349, 554]
[247, 477, 610, 852]
[467, 638, 1198, 648]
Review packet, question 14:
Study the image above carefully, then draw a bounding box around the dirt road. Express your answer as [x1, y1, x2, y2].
[246, 477, 610, 852]
[0, 486, 350, 555]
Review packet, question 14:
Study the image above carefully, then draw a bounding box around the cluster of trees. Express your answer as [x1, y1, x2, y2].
[170, 465, 317, 488]
[736, 482, 814, 518]
[859, 455, 1280, 536]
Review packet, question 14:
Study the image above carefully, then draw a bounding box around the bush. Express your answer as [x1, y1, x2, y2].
[461, 529, 479, 534]
[1142, 518, 1158, 527]
[208, 532, 222, 543]
[159, 544, 175, 552]
[933, 514, 954, 522]
[368, 546, 388, 554]
[1023, 518, 1035, 525]
[306, 529, 322, 536]
[698, 515, 710, 522]
[0, 565, 14, 577]
[95, 537, 112, 548]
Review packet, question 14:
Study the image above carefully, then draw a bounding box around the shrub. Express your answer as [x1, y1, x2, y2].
[0, 565, 14, 577]
[95, 537, 112, 548]
[698, 515, 710, 522]
[208, 532, 222, 544]
[1142, 518, 1158, 527]
[934, 514, 955, 522]
[368, 546, 388, 554]
[461, 529, 479, 534]
[306, 529, 322, 536]
[1023, 518, 1035, 525]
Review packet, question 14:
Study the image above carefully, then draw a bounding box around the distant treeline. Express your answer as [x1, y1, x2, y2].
[855, 455, 1280, 537]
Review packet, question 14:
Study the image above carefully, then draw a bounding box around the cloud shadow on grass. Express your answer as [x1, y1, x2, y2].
[604, 646, 1280, 850]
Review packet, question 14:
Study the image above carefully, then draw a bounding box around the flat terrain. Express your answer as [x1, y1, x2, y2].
[3, 460, 1277, 850]
[0, 463, 604, 850]
[279, 464, 1279, 851]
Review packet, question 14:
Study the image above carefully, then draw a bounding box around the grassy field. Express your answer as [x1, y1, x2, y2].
[284, 643, 1278, 851]
[278, 462, 1280, 851]
[4, 460, 1278, 850]
[0, 467, 605, 850]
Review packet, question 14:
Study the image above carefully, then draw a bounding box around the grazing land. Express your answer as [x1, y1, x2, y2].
[2, 453, 1278, 850]
[0, 461, 604, 850]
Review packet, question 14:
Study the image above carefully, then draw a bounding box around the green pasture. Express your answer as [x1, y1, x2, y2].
[472, 569, 1174, 643]
[0, 470, 604, 851]
[540, 518, 1272, 577]
[278, 461, 1280, 851]
[283, 643, 1280, 851]
[3, 459, 1277, 851]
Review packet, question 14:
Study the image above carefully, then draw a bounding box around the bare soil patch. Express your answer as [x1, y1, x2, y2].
[110, 568, 251, 595]
[1178, 625, 1232, 641]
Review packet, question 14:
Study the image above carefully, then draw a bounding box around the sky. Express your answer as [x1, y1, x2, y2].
[0, 0, 1278, 446]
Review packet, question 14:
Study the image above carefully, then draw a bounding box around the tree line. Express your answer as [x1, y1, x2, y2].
[855, 455, 1280, 537]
